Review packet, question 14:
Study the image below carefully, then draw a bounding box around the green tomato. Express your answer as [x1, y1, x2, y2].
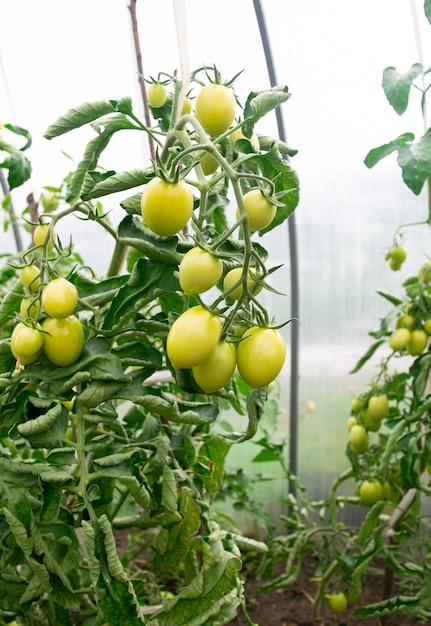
[141, 177, 193, 237]
[166, 306, 221, 369]
[238, 188, 276, 232]
[200, 150, 220, 176]
[347, 416, 357, 431]
[418, 260, 431, 282]
[19, 265, 41, 293]
[424, 318, 431, 335]
[192, 341, 236, 393]
[42, 315, 84, 367]
[11, 322, 43, 365]
[361, 409, 381, 432]
[348, 424, 368, 454]
[359, 480, 383, 506]
[389, 245, 406, 265]
[20, 297, 40, 320]
[195, 83, 236, 137]
[350, 397, 363, 413]
[396, 314, 415, 331]
[328, 592, 348, 614]
[33, 223, 56, 250]
[223, 267, 263, 300]
[147, 82, 167, 108]
[237, 327, 286, 388]
[367, 394, 389, 420]
[41, 190, 60, 212]
[41, 277, 78, 319]
[178, 247, 223, 295]
[229, 127, 260, 151]
[408, 328, 428, 356]
[389, 327, 411, 351]
[181, 97, 192, 115]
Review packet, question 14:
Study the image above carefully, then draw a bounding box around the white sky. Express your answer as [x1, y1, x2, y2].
[1, 0, 430, 254]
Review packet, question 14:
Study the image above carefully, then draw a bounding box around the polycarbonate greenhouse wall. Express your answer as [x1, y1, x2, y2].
[1, 0, 430, 516]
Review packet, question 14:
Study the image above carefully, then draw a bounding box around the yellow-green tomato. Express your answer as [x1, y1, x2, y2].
[192, 341, 236, 393]
[424, 318, 431, 335]
[389, 245, 406, 265]
[361, 409, 381, 432]
[367, 394, 389, 420]
[179, 248, 223, 295]
[351, 397, 363, 413]
[328, 592, 348, 614]
[33, 223, 56, 250]
[237, 327, 286, 388]
[408, 329, 428, 356]
[181, 97, 192, 115]
[41, 277, 78, 319]
[42, 315, 84, 367]
[20, 297, 40, 320]
[238, 188, 276, 232]
[166, 306, 221, 369]
[19, 265, 41, 293]
[195, 83, 236, 137]
[347, 416, 357, 431]
[229, 127, 260, 151]
[389, 328, 411, 351]
[418, 260, 431, 282]
[396, 314, 415, 331]
[11, 322, 43, 365]
[147, 82, 167, 108]
[223, 267, 263, 300]
[348, 424, 368, 454]
[41, 190, 60, 212]
[141, 177, 194, 237]
[359, 480, 383, 506]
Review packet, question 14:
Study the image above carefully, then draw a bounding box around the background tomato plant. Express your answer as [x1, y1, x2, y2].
[0, 56, 299, 625]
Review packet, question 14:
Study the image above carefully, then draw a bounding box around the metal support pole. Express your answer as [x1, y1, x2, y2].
[0, 169, 23, 252]
[252, 0, 300, 489]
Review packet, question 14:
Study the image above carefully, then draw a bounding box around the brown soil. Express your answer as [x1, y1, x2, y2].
[229, 556, 424, 626]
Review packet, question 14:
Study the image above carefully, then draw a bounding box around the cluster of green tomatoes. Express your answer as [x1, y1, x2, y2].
[10, 224, 84, 369]
[140, 79, 287, 393]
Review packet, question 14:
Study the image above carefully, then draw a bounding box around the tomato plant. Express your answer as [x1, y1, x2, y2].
[0, 56, 299, 626]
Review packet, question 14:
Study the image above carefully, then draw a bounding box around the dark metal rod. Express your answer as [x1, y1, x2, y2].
[252, 0, 300, 486]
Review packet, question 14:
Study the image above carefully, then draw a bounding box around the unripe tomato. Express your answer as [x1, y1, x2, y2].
[200, 150, 220, 176]
[367, 394, 389, 420]
[328, 592, 348, 614]
[223, 267, 263, 300]
[147, 82, 167, 108]
[418, 260, 431, 282]
[20, 297, 40, 320]
[192, 341, 236, 393]
[408, 328, 428, 356]
[11, 322, 43, 365]
[166, 306, 221, 369]
[229, 127, 260, 151]
[238, 188, 276, 232]
[19, 265, 41, 293]
[396, 314, 415, 330]
[179, 248, 223, 295]
[389, 245, 406, 265]
[359, 480, 383, 506]
[181, 97, 192, 115]
[237, 327, 286, 388]
[361, 409, 381, 432]
[424, 318, 431, 335]
[141, 177, 193, 237]
[347, 416, 357, 431]
[348, 424, 368, 454]
[381, 481, 392, 499]
[33, 223, 56, 250]
[351, 397, 363, 413]
[42, 315, 84, 367]
[389, 328, 411, 351]
[195, 83, 236, 137]
[389, 258, 401, 271]
[41, 190, 60, 212]
[41, 277, 78, 319]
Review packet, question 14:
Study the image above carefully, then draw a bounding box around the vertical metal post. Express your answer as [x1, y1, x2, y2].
[252, 0, 300, 487]
[0, 169, 23, 253]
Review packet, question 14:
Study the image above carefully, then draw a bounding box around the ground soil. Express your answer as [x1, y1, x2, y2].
[228, 555, 424, 626]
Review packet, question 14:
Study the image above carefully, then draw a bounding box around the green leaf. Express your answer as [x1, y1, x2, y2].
[81, 168, 152, 200]
[4, 123, 32, 150]
[0, 278, 24, 326]
[397, 126, 431, 195]
[376, 290, 404, 306]
[118, 214, 183, 264]
[349, 339, 385, 374]
[425, 0, 431, 24]
[356, 501, 386, 545]
[44, 97, 134, 138]
[17, 402, 68, 443]
[0, 139, 32, 190]
[251, 449, 280, 463]
[364, 133, 415, 168]
[382, 64, 423, 115]
[354, 594, 420, 618]
[242, 86, 291, 138]
[195, 436, 230, 493]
